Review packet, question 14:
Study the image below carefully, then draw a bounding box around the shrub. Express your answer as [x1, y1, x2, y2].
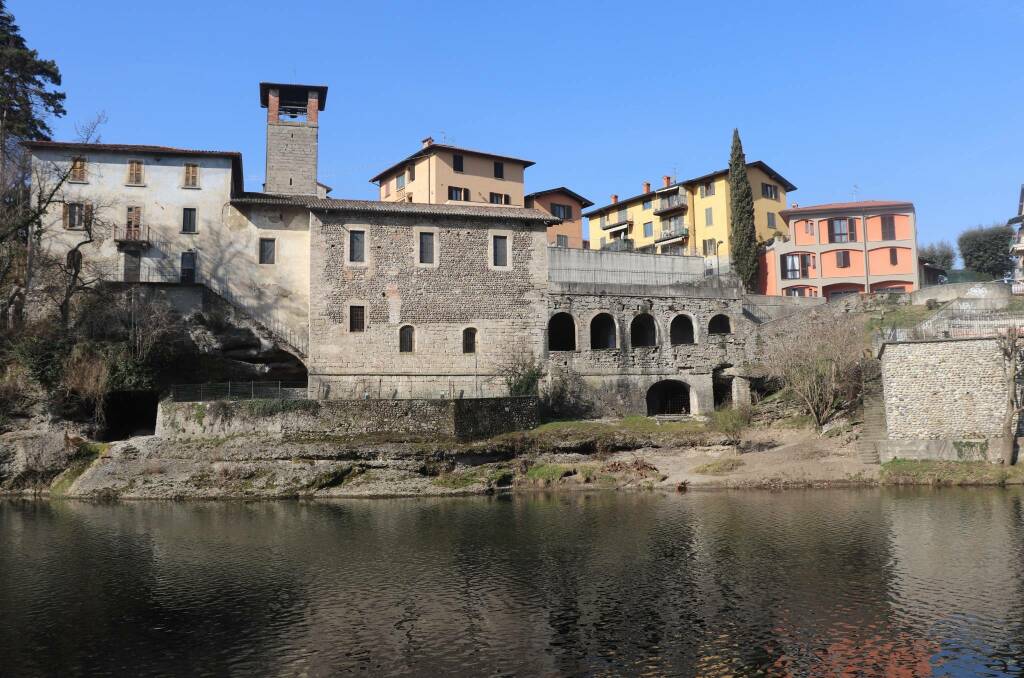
[501, 350, 544, 397]
[541, 366, 593, 419]
[709, 405, 752, 435]
[243, 399, 320, 418]
[12, 330, 72, 390]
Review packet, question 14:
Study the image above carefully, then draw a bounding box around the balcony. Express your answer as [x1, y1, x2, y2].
[656, 224, 688, 244]
[600, 210, 631, 230]
[654, 194, 686, 216]
[1012, 236, 1024, 253]
[113, 225, 151, 250]
[602, 238, 634, 252]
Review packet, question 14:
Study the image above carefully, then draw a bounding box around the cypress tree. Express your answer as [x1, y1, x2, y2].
[727, 129, 758, 290]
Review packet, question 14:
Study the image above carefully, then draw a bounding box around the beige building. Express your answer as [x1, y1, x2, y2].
[370, 139, 533, 207]
[525, 187, 593, 249]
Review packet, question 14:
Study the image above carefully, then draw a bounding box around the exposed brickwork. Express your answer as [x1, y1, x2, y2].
[881, 338, 1006, 440]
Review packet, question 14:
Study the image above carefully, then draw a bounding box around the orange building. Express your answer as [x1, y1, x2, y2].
[758, 200, 920, 299]
[525, 187, 593, 248]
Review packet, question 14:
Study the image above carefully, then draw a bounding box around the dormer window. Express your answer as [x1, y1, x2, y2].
[127, 160, 144, 185]
[69, 157, 87, 182]
[183, 163, 200, 188]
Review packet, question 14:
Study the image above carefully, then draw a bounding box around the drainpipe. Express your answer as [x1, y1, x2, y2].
[862, 211, 870, 293]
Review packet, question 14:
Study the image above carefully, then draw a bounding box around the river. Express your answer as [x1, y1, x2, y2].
[2, 489, 1023, 676]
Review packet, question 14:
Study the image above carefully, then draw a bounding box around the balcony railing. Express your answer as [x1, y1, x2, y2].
[656, 224, 688, 242]
[113, 225, 151, 247]
[602, 238, 634, 252]
[654, 195, 686, 215]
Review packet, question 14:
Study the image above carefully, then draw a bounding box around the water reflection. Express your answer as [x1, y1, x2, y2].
[1, 489, 1023, 676]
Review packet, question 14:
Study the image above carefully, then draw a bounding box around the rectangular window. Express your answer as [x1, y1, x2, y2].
[349, 306, 365, 332]
[705, 207, 713, 226]
[126, 205, 142, 229]
[881, 215, 896, 241]
[65, 202, 90, 229]
[804, 219, 814, 236]
[418, 231, 435, 264]
[407, 164, 415, 181]
[828, 218, 854, 243]
[556, 234, 568, 248]
[258, 238, 276, 264]
[782, 253, 811, 279]
[127, 160, 144, 185]
[700, 182, 715, 198]
[453, 154, 464, 172]
[184, 163, 199, 188]
[396, 172, 406, 190]
[349, 230, 365, 263]
[70, 157, 87, 182]
[448, 186, 469, 201]
[182, 207, 197, 233]
[784, 287, 806, 297]
[550, 203, 573, 220]
[702, 238, 716, 256]
[836, 250, 850, 268]
[642, 199, 652, 210]
[489, 192, 510, 205]
[493, 161, 504, 179]
[492, 235, 508, 267]
[889, 247, 899, 266]
[761, 183, 779, 200]
[643, 221, 653, 238]
[767, 212, 777, 229]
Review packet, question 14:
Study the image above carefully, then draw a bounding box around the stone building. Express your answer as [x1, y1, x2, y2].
[29, 80, 771, 415]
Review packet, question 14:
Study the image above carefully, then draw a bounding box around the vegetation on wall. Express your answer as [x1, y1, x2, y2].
[728, 129, 758, 291]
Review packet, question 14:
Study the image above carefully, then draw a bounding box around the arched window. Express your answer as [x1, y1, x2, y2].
[462, 327, 477, 354]
[548, 312, 576, 351]
[590, 313, 617, 349]
[630, 313, 657, 347]
[399, 325, 415, 353]
[670, 315, 695, 344]
[708, 314, 732, 335]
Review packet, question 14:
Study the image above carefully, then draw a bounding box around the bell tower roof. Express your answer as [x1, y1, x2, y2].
[259, 82, 328, 111]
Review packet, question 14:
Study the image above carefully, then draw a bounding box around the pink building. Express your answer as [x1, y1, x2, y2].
[758, 201, 920, 299]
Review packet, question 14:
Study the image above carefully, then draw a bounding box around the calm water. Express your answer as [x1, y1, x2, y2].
[2, 489, 1024, 677]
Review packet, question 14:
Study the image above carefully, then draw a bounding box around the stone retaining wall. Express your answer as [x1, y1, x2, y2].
[156, 397, 538, 442]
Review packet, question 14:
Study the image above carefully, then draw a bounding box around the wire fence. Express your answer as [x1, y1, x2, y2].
[171, 381, 308, 403]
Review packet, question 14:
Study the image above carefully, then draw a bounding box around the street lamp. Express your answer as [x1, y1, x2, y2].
[715, 240, 724, 276]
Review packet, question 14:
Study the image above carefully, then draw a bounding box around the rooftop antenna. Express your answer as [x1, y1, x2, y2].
[851, 183, 861, 200]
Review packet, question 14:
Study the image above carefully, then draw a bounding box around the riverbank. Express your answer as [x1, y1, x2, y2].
[5, 409, 1023, 499]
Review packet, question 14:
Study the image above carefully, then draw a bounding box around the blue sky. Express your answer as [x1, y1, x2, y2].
[14, 0, 1024, 247]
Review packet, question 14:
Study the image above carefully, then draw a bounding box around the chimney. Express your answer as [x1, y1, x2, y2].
[421, 136, 434, 148]
[642, 181, 651, 194]
[663, 175, 671, 188]
[610, 194, 618, 204]
[791, 202, 799, 208]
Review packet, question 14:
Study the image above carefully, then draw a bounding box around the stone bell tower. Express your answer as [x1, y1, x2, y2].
[259, 82, 328, 195]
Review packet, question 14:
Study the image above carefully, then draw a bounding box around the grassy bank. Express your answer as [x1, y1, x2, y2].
[880, 459, 1024, 486]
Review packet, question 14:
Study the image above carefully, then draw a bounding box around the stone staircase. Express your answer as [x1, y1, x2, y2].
[859, 362, 886, 464]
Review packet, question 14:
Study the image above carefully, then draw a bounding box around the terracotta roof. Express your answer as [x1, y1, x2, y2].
[231, 192, 560, 224]
[24, 141, 245, 195]
[524, 187, 594, 208]
[583, 160, 796, 217]
[781, 200, 914, 217]
[369, 143, 535, 184]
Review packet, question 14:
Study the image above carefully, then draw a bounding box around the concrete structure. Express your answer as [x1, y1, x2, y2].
[759, 201, 921, 299]
[370, 138, 532, 208]
[525, 187, 593, 249]
[582, 163, 796, 271]
[877, 337, 1009, 462]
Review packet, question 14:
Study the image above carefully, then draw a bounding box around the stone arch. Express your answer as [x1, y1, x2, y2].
[548, 312, 576, 351]
[630, 313, 658, 347]
[399, 324, 415, 352]
[646, 380, 691, 415]
[590, 312, 617, 350]
[708, 314, 732, 335]
[670, 314, 695, 345]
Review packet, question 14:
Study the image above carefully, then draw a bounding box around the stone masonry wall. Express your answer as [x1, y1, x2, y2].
[307, 211, 548, 399]
[157, 397, 538, 441]
[265, 122, 318, 196]
[881, 337, 1006, 440]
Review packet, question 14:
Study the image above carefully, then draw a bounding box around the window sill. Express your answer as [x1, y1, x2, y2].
[181, 185, 201, 190]
[181, 231, 198, 235]
[67, 179, 89, 184]
[346, 260, 368, 267]
[125, 183, 147, 188]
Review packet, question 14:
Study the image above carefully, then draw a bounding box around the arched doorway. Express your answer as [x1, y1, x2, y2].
[630, 313, 657, 347]
[590, 313, 617, 349]
[548, 312, 576, 351]
[713, 365, 733, 409]
[670, 315, 695, 344]
[646, 380, 691, 415]
[708, 314, 732, 335]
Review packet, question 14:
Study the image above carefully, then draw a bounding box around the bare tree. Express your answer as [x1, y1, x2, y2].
[760, 309, 870, 428]
[998, 326, 1023, 465]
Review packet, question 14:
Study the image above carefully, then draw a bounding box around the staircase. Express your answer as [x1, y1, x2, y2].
[859, 360, 885, 464]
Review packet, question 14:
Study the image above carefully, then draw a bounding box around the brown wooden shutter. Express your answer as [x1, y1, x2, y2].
[84, 203, 93, 228]
[849, 218, 857, 242]
[62, 204, 69, 229]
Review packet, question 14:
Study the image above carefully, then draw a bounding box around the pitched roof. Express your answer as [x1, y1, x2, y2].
[24, 140, 245, 195]
[583, 160, 797, 217]
[781, 200, 915, 217]
[258, 82, 328, 109]
[231, 192, 561, 224]
[369, 143, 535, 184]
[524, 187, 594, 208]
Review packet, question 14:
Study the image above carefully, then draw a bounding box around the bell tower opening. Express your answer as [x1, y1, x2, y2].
[259, 82, 328, 196]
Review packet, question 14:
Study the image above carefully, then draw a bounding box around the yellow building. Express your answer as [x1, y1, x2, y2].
[583, 161, 796, 273]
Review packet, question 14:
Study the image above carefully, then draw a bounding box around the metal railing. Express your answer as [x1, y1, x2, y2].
[657, 224, 688, 241]
[113, 225, 151, 243]
[549, 266, 735, 288]
[171, 381, 308, 402]
[655, 195, 686, 213]
[602, 238, 634, 252]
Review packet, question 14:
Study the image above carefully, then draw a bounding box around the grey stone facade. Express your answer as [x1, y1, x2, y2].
[265, 122, 319, 196]
[881, 338, 1007, 440]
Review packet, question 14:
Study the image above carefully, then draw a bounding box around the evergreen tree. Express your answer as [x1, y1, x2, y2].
[958, 224, 1014, 279]
[727, 129, 758, 290]
[0, 1, 65, 142]
[918, 240, 956, 271]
